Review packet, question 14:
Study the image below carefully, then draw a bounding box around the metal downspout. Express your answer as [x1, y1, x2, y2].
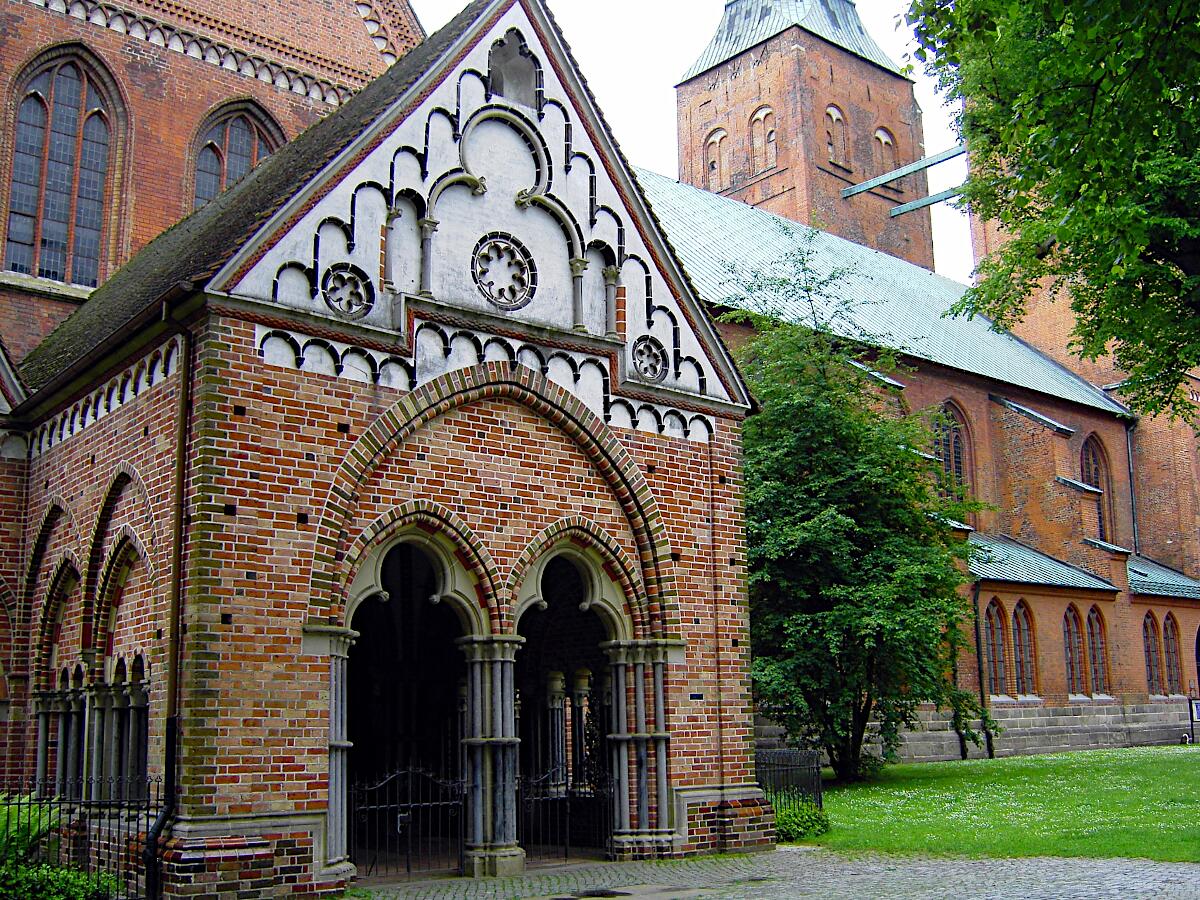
[970, 581, 994, 759]
[144, 306, 193, 897]
[1125, 420, 1140, 554]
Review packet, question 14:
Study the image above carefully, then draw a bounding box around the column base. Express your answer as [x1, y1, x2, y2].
[463, 845, 525, 877]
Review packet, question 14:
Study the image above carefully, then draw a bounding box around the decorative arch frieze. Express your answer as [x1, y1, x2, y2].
[23, 0, 353, 105]
[307, 363, 677, 635]
[225, 5, 744, 412]
[338, 500, 501, 635]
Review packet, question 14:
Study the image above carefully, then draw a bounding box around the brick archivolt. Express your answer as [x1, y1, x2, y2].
[309, 362, 677, 639]
[25, 0, 354, 106]
[340, 500, 501, 636]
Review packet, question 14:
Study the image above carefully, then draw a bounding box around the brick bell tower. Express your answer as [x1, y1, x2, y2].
[677, 0, 935, 270]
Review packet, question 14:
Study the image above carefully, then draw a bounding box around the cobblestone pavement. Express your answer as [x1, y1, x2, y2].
[363, 847, 1200, 899]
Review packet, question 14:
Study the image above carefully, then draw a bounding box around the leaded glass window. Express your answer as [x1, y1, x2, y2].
[1086, 606, 1109, 695]
[1164, 614, 1183, 695]
[5, 60, 112, 286]
[1012, 602, 1036, 695]
[1063, 606, 1086, 696]
[1081, 437, 1109, 541]
[984, 600, 1008, 696]
[934, 403, 969, 498]
[1143, 613, 1164, 695]
[193, 113, 275, 210]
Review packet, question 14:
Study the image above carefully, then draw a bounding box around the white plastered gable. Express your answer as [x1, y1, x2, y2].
[214, 0, 749, 434]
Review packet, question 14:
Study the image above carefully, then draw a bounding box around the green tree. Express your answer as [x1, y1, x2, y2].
[907, 0, 1200, 416]
[727, 231, 986, 782]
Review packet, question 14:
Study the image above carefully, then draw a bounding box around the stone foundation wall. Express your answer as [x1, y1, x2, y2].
[899, 700, 1194, 762]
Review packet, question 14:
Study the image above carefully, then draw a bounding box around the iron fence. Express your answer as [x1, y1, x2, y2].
[0, 777, 165, 899]
[756, 748, 824, 815]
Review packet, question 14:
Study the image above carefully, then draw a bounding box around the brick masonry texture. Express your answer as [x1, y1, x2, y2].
[4, 0, 1200, 895]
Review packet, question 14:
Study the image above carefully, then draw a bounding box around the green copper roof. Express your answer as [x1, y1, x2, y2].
[968, 533, 1115, 592]
[1128, 555, 1200, 600]
[681, 0, 903, 83]
[634, 168, 1130, 416]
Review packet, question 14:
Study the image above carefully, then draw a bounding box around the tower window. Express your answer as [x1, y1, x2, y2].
[705, 129, 729, 191]
[824, 106, 848, 168]
[750, 107, 777, 173]
[5, 57, 118, 287]
[874, 128, 899, 188]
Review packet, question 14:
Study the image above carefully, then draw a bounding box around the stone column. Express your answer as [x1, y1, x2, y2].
[546, 671, 566, 794]
[418, 218, 439, 296]
[632, 649, 650, 829]
[458, 635, 525, 877]
[604, 644, 632, 836]
[651, 648, 671, 832]
[602, 267, 621, 339]
[303, 624, 357, 868]
[571, 669, 591, 786]
[88, 686, 108, 800]
[34, 697, 49, 790]
[570, 258, 589, 332]
[53, 693, 68, 796]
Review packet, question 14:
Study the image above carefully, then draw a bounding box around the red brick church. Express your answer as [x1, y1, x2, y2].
[0, 0, 1197, 895]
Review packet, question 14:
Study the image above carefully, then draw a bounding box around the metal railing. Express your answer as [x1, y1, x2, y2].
[0, 777, 165, 899]
[756, 748, 824, 812]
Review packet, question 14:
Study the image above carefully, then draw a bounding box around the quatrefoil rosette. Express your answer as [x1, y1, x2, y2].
[321, 263, 376, 320]
[472, 232, 538, 311]
[631, 335, 670, 383]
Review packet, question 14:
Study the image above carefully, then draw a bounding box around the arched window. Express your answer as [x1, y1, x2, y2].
[824, 105, 848, 168]
[5, 55, 118, 287]
[984, 600, 1009, 696]
[193, 107, 280, 210]
[933, 403, 970, 498]
[1163, 613, 1183, 695]
[1012, 601, 1037, 696]
[1080, 436, 1110, 541]
[1143, 612, 1165, 695]
[1086, 606, 1109, 695]
[750, 107, 777, 173]
[705, 129, 729, 191]
[874, 127, 898, 181]
[1063, 606, 1086, 696]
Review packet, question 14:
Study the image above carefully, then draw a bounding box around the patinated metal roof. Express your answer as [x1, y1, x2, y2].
[968, 533, 1115, 592]
[1128, 555, 1200, 600]
[634, 168, 1130, 416]
[681, 0, 904, 83]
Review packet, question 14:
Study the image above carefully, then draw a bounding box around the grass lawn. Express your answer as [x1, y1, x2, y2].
[809, 746, 1200, 862]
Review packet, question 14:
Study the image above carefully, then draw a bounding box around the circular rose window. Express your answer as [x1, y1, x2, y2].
[632, 335, 670, 383]
[321, 263, 375, 320]
[472, 232, 538, 311]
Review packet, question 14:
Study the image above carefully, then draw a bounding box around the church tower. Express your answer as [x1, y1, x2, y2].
[676, 0, 935, 270]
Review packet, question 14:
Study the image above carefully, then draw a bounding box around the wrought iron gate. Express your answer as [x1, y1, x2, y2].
[349, 768, 464, 879]
[518, 670, 614, 861]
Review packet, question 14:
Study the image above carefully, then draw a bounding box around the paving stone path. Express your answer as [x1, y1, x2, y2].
[363, 847, 1200, 899]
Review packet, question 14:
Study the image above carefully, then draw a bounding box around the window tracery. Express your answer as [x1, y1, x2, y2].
[5, 56, 118, 287]
[193, 108, 279, 210]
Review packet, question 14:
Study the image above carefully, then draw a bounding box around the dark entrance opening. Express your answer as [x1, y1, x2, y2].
[516, 555, 614, 862]
[348, 542, 465, 879]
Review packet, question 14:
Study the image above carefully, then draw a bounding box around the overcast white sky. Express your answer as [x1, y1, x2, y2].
[407, 0, 974, 284]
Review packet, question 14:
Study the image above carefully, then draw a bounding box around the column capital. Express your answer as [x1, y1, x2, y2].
[570, 257, 590, 277]
[455, 634, 525, 661]
[303, 623, 359, 658]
